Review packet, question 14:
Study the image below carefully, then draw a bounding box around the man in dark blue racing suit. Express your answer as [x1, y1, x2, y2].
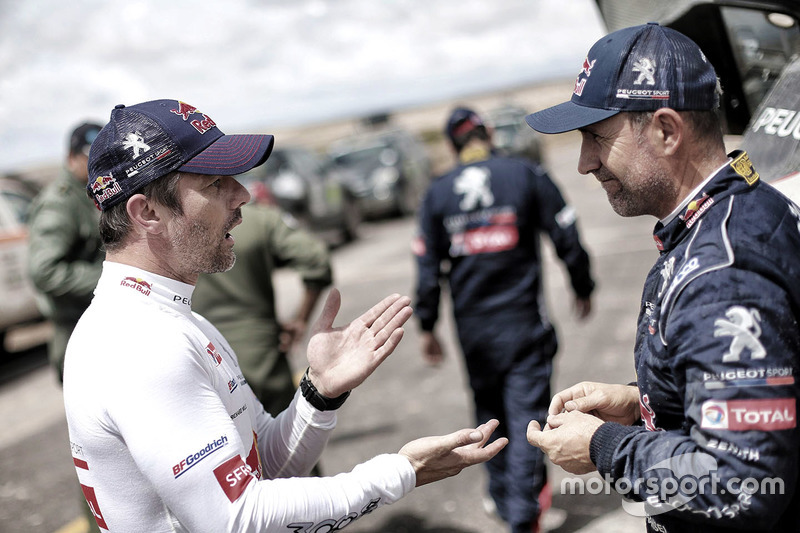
[414, 106, 595, 533]
[525, 23, 800, 532]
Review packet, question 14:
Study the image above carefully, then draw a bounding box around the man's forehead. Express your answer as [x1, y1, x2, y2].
[580, 113, 628, 134]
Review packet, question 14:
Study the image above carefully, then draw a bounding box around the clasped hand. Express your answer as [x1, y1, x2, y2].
[526, 381, 639, 474]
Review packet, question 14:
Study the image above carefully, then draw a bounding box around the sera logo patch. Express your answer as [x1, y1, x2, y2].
[701, 398, 796, 430]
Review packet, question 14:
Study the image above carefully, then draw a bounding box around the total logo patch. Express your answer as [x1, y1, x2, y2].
[701, 398, 796, 430]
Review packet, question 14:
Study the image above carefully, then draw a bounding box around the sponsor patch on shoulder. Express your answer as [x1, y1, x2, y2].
[730, 152, 759, 185]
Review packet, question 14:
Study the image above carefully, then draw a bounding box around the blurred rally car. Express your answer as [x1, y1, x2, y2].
[0, 177, 42, 353]
[594, 0, 800, 199]
[237, 145, 361, 247]
[328, 129, 432, 219]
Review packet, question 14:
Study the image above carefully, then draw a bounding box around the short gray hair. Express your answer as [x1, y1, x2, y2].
[99, 172, 183, 251]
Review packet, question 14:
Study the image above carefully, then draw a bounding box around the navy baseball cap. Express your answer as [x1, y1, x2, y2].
[445, 107, 486, 147]
[69, 122, 103, 156]
[526, 23, 719, 134]
[87, 99, 274, 211]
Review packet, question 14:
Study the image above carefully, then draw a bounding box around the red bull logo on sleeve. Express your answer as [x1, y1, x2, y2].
[172, 435, 229, 478]
[120, 276, 152, 296]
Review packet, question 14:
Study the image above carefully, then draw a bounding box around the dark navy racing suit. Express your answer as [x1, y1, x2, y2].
[414, 151, 594, 531]
[590, 151, 800, 532]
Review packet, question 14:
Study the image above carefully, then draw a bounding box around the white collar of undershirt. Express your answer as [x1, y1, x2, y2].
[97, 260, 195, 314]
[660, 158, 732, 226]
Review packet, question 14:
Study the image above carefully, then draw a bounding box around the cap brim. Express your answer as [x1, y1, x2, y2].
[525, 101, 620, 134]
[179, 134, 275, 175]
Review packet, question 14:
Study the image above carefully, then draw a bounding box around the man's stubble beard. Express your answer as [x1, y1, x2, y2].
[170, 217, 237, 275]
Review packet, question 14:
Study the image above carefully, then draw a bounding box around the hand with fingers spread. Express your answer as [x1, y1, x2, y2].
[548, 381, 640, 426]
[399, 419, 508, 487]
[305, 289, 413, 398]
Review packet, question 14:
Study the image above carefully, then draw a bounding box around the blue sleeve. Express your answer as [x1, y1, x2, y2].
[413, 185, 445, 332]
[591, 268, 799, 528]
[530, 166, 594, 298]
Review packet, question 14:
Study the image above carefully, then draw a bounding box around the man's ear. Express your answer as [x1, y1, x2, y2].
[126, 194, 164, 235]
[652, 108, 684, 156]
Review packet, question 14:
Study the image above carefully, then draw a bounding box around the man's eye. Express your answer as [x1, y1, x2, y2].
[211, 179, 222, 188]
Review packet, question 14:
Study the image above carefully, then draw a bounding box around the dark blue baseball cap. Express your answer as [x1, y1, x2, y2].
[445, 106, 486, 147]
[526, 23, 719, 134]
[87, 99, 274, 211]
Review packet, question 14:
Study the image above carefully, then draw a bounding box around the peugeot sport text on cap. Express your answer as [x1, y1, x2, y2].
[526, 22, 719, 134]
[87, 99, 275, 211]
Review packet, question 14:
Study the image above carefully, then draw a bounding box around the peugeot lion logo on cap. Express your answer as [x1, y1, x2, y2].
[525, 22, 720, 135]
[87, 99, 275, 211]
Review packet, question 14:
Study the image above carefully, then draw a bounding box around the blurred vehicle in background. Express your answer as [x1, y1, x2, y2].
[0, 177, 42, 353]
[594, 0, 800, 198]
[485, 104, 545, 164]
[328, 129, 432, 219]
[238, 146, 361, 247]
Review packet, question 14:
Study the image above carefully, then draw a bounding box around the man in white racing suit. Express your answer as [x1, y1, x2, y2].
[64, 99, 506, 532]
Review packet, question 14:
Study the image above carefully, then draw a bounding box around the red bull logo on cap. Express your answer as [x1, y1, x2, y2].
[190, 114, 217, 135]
[90, 174, 115, 193]
[170, 101, 199, 121]
[90, 174, 122, 204]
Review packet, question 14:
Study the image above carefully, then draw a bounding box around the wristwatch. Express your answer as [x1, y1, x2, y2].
[299, 368, 351, 411]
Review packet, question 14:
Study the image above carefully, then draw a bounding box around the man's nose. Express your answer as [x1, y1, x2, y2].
[228, 176, 251, 208]
[577, 135, 598, 176]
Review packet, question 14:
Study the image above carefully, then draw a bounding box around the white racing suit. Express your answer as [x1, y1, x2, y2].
[64, 261, 415, 532]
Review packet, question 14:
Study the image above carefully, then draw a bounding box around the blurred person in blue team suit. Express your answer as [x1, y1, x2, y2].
[413, 106, 595, 533]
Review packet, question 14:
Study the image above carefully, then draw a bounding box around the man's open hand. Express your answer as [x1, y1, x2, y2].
[306, 289, 413, 397]
[399, 419, 508, 487]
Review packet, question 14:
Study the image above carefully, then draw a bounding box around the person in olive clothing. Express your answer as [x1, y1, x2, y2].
[28, 122, 105, 382]
[193, 202, 332, 417]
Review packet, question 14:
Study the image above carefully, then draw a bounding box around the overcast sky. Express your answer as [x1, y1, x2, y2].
[0, 0, 605, 172]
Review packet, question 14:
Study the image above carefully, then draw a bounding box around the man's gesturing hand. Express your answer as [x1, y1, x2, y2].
[399, 419, 508, 487]
[306, 289, 413, 397]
